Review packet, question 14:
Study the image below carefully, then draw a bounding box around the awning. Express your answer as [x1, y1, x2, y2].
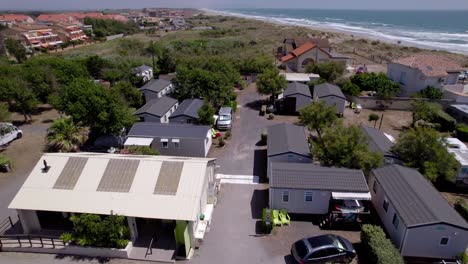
[332, 192, 371, 200]
[124, 137, 153, 146]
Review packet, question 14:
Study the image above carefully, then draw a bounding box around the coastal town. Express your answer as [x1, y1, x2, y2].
[0, 6, 467, 264]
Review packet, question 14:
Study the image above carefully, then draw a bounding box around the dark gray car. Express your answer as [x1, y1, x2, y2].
[291, 234, 356, 264]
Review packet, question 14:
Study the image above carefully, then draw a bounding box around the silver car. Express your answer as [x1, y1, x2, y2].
[291, 234, 356, 264]
[217, 107, 232, 130]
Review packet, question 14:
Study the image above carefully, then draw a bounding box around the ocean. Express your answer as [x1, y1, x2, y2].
[209, 9, 468, 54]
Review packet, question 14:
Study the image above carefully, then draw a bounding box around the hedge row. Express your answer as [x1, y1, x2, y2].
[456, 124, 468, 142]
[360, 224, 404, 264]
[455, 199, 468, 221]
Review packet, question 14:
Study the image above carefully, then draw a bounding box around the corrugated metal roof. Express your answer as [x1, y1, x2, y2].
[372, 165, 468, 229]
[9, 153, 215, 221]
[134, 96, 178, 117]
[284, 82, 312, 97]
[128, 122, 211, 139]
[270, 163, 369, 192]
[360, 126, 395, 157]
[267, 123, 310, 157]
[139, 78, 171, 93]
[313, 83, 345, 99]
[169, 98, 203, 119]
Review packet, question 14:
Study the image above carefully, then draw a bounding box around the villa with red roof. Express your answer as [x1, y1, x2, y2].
[36, 14, 77, 24]
[0, 14, 34, 27]
[387, 54, 463, 96]
[281, 40, 350, 73]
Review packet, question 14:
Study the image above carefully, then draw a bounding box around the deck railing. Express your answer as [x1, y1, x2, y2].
[0, 234, 65, 250]
[145, 232, 157, 257]
[0, 216, 14, 235]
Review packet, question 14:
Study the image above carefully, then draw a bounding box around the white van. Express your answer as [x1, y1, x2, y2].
[0, 123, 22, 146]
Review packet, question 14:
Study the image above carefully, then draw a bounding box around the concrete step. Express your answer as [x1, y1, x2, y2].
[216, 174, 259, 184]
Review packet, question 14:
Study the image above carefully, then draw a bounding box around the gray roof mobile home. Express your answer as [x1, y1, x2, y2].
[269, 163, 369, 214]
[360, 125, 400, 165]
[138, 79, 174, 102]
[282, 82, 312, 113]
[313, 83, 346, 114]
[369, 165, 468, 259]
[169, 98, 204, 124]
[126, 122, 212, 157]
[134, 96, 178, 123]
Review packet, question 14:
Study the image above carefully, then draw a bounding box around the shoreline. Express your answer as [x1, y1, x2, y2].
[201, 8, 468, 56]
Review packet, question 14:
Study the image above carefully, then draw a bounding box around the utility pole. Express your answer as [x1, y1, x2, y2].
[379, 113, 384, 130]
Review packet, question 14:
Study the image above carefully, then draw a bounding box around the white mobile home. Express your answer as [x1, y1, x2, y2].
[369, 165, 468, 260]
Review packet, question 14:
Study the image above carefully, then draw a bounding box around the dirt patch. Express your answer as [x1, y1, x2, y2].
[343, 107, 412, 138]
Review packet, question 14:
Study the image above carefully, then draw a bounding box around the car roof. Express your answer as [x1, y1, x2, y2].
[306, 234, 336, 249]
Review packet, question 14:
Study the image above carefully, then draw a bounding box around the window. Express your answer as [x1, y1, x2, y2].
[304, 191, 313, 202]
[373, 181, 378, 194]
[282, 191, 289, 203]
[392, 213, 399, 229]
[383, 198, 389, 212]
[399, 72, 407, 85]
[172, 139, 180, 149]
[161, 138, 169, 148]
[440, 237, 449, 246]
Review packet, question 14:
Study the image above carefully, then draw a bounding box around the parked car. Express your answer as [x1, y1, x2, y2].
[291, 234, 356, 264]
[217, 107, 233, 130]
[0, 123, 22, 146]
[458, 71, 468, 80]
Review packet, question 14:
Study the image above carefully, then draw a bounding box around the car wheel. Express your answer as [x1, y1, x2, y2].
[16, 133, 22, 139]
[342, 257, 353, 264]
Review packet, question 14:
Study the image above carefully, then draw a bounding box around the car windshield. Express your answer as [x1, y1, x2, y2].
[295, 240, 309, 258]
[219, 115, 231, 121]
[333, 237, 346, 251]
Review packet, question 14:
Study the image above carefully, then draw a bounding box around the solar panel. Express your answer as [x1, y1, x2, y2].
[97, 159, 139, 193]
[53, 157, 88, 190]
[154, 161, 184, 195]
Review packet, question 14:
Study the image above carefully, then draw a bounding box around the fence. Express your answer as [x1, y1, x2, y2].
[0, 234, 64, 250]
[348, 96, 460, 111]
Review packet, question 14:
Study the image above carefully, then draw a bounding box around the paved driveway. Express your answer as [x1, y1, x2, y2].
[209, 84, 298, 178]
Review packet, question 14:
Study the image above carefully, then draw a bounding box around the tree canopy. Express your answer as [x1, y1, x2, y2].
[5, 39, 27, 63]
[412, 100, 456, 132]
[299, 101, 337, 140]
[342, 82, 361, 96]
[46, 117, 88, 153]
[256, 68, 287, 100]
[417, 86, 443, 100]
[198, 102, 215, 126]
[54, 78, 137, 135]
[351, 73, 400, 99]
[391, 126, 460, 184]
[308, 61, 346, 83]
[312, 122, 383, 173]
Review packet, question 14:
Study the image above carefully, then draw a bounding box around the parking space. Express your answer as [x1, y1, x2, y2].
[190, 184, 360, 264]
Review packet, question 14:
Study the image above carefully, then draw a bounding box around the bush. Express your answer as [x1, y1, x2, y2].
[360, 224, 404, 264]
[218, 136, 225, 147]
[455, 199, 468, 221]
[418, 86, 443, 100]
[0, 103, 11, 122]
[60, 232, 73, 243]
[0, 155, 13, 171]
[122, 146, 159, 155]
[456, 124, 468, 142]
[230, 100, 238, 112]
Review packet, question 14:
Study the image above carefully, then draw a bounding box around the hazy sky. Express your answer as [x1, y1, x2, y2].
[1, 0, 468, 11]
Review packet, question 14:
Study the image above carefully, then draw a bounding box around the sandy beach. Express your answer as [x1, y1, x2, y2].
[201, 8, 468, 67]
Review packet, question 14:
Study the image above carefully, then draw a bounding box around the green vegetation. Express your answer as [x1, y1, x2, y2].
[368, 113, 380, 128]
[62, 213, 129, 249]
[455, 199, 468, 221]
[197, 102, 215, 126]
[307, 61, 345, 83]
[351, 73, 400, 99]
[4, 39, 27, 63]
[0, 155, 13, 171]
[110, 81, 143, 108]
[256, 68, 287, 102]
[299, 102, 382, 173]
[46, 118, 88, 153]
[53, 78, 137, 135]
[456, 123, 468, 141]
[392, 126, 460, 184]
[83, 17, 139, 38]
[0, 103, 11, 122]
[360, 225, 404, 264]
[122, 146, 159, 155]
[341, 81, 361, 96]
[412, 100, 456, 132]
[417, 86, 443, 100]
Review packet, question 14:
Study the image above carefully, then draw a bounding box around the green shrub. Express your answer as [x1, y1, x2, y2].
[455, 199, 468, 221]
[418, 86, 443, 100]
[60, 232, 73, 243]
[456, 124, 468, 142]
[0, 155, 13, 170]
[230, 100, 238, 112]
[122, 146, 159, 155]
[360, 224, 404, 264]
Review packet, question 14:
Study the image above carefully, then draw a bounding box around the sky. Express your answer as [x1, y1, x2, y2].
[1, 0, 468, 11]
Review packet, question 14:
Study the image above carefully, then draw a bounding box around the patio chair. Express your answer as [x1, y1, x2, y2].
[272, 210, 282, 227]
[279, 209, 290, 226]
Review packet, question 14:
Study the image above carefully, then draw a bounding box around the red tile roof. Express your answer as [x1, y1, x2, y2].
[0, 14, 33, 22]
[393, 54, 463, 77]
[66, 12, 104, 19]
[37, 14, 76, 23]
[281, 42, 316, 62]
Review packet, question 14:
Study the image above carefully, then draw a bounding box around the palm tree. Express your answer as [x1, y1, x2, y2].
[47, 117, 88, 152]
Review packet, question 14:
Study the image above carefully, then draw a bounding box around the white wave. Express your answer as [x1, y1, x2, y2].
[204, 9, 468, 54]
